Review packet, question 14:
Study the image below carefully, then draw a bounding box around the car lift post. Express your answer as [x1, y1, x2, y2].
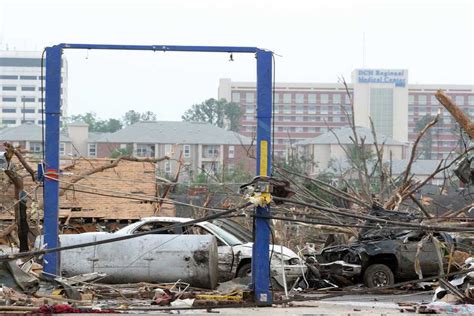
[43, 44, 273, 305]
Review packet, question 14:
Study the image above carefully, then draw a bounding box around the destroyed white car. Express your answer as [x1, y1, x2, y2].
[44, 217, 306, 287]
[114, 217, 306, 286]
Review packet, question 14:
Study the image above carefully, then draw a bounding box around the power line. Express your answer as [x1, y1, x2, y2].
[0, 202, 252, 262]
[274, 197, 474, 232]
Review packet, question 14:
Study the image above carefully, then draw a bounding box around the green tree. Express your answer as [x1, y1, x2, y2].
[122, 110, 142, 126]
[182, 98, 242, 132]
[94, 118, 123, 133]
[110, 147, 133, 158]
[141, 111, 157, 121]
[122, 110, 157, 126]
[223, 163, 253, 183]
[345, 144, 376, 169]
[70, 112, 122, 133]
[70, 112, 97, 128]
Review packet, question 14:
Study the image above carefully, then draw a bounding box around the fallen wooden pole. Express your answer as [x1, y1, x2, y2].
[436, 89, 474, 138]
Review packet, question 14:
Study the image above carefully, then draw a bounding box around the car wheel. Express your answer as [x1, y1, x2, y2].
[363, 264, 394, 288]
[236, 263, 252, 278]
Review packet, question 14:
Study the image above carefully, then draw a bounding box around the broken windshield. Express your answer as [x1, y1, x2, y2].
[201, 222, 244, 246]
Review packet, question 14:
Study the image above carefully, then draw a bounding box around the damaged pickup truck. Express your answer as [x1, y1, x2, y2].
[317, 207, 455, 288]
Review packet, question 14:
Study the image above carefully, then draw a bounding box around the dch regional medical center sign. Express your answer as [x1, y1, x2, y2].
[356, 69, 407, 88]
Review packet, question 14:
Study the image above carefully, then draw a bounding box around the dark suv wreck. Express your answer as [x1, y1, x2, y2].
[316, 207, 455, 288]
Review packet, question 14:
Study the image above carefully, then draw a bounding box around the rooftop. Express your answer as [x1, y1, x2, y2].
[296, 126, 404, 146]
[0, 123, 70, 142]
[95, 121, 252, 145]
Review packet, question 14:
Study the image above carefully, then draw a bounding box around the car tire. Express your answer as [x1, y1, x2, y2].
[363, 264, 394, 288]
[236, 263, 252, 278]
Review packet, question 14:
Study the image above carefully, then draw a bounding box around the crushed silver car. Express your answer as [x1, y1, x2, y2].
[37, 217, 306, 288]
[114, 217, 306, 287]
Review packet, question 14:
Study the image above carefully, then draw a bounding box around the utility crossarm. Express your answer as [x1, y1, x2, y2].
[43, 43, 273, 305]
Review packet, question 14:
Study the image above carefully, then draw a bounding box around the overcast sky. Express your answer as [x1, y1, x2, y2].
[0, 0, 473, 120]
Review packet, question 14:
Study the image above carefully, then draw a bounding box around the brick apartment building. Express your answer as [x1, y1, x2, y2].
[0, 121, 256, 181]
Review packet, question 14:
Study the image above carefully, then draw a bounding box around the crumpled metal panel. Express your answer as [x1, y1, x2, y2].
[57, 234, 218, 289]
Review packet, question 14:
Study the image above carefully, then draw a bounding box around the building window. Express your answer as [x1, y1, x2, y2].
[418, 95, 427, 105]
[244, 115, 254, 121]
[308, 94, 316, 104]
[295, 106, 304, 114]
[2, 108, 16, 113]
[232, 92, 240, 102]
[430, 95, 439, 105]
[183, 144, 191, 158]
[245, 105, 255, 113]
[295, 93, 304, 104]
[308, 105, 316, 114]
[295, 127, 304, 133]
[136, 144, 155, 157]
[274, 94, 280, 103]
[88, 143, 97, 157]
[468, 96, 474, 105]
[228, 145, 235, 159]
[283, 105, 291, 114]
[19, 75, 36, 80]
[21, 108, 35, 113]
[408, 95, 414, 104]
[29, 142, 43, 153]
[370, 88, 394, 138]
[2, 97, 16, 102]
[2, 86, 16, 91]
[455, 96, 464, 105]
[120, 144, 127, 149]
[164, 161, 171, 173]
[333, 94, 341, 104]
[0, 75, 18, 80]
[59, 142, 65, 156]
[345, 94, 352, 105]
[205, 145, 219, 158]
[321, 105, 328, 114]
[21, 86, 35, 91]
[246, 92, 254, 103]
[283, 93, 292, 104]
[164, 144, 172, 156]
[2, 119, 16, 125]
[320, 94, 329, 104]
[22, 97, 35, 102]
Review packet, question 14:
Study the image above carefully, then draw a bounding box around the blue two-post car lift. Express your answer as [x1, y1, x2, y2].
[43, 43, 274, 304]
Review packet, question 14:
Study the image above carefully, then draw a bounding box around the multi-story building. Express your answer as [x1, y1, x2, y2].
[218, 70, 474, 160]
[0, 50, 68, 126]
[408, 84, 474, 159]
[219, 79, 351, 159]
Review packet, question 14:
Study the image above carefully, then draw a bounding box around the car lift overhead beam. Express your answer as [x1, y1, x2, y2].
[43, 44, 273, 305]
